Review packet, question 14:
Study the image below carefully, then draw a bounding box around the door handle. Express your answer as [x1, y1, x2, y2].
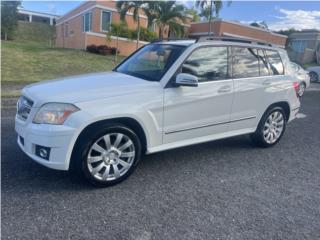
[218, 85, 231, 93]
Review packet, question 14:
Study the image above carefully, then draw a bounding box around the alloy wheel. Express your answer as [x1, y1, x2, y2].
[87, 133, 135, 181]
[263, 111, 284, 144]
[310, 72, 319, 82]
[298, 83, 305, 97]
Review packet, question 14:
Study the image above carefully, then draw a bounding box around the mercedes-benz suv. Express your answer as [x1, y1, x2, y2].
[15, 38, 301, 186]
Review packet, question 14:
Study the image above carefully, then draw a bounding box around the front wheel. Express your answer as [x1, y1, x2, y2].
[251, 107, 287, 147]
[71, 124, 141, 187]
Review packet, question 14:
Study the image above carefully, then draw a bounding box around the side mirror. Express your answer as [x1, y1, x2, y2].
[175, 73, 198, 87]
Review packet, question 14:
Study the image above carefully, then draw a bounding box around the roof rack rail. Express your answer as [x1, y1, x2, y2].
[151, 38, 196, 43]
[196, 36, 273, 47]
[150, 36, 276, 48]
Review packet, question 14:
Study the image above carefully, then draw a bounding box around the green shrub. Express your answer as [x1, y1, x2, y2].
[109, 23, 157, 42]
[86, 44, 99, 54]
[87, 44, 119, 56]
[139, 28, 158, 42]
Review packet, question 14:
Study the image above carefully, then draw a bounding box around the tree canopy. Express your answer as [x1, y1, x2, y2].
[1, 1, 21, 40]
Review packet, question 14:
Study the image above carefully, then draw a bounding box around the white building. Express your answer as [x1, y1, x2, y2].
[18, 7, 60, 26]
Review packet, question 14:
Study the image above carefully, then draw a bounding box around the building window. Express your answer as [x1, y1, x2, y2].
[182, 46, 229, 82]
[83, 12, 92, 32]
[290, 40, 311, 53]
[232, 47, 260, 78]
[101, 11, 111, 32]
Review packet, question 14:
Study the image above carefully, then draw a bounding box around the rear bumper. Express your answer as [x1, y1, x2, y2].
[15, 115, 76, 170]
[289, 106, 300, 122]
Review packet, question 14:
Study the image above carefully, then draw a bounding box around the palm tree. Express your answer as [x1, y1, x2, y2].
[145, 1, 186, 39]
[196, 0, 231, 35]
[116, 1, 148, 49]
[199, 6, 212, 21]
[106, 23, 123, 62]
[185, 7, 200, 23]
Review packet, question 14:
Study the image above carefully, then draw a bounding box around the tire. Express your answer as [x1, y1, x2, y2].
[309, 71, 319, 83]
[250, 107, 287, 148]
[71, 123, 141, 187]
[297, 82, 306, 97]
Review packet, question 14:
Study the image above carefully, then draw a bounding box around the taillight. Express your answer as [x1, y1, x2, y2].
[293, 82, 300, 97]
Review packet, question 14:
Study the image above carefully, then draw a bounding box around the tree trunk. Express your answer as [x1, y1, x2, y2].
[208, 0, 213, 36]
[4, 32, 8, 41]
[159, 26, 163, 39]
[115, 35, 119, 62]
[136, 17, 140, 49]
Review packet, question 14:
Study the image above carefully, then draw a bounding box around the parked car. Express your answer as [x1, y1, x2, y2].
[307, 66, 320, 82]
[15, 39, 301, 187]
[290, 62, 310, 97]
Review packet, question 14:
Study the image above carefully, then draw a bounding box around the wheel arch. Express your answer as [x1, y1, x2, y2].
[69, 117, 148, 168]
[264, 101, 291, 121]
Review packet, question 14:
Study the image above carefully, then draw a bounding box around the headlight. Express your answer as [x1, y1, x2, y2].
[33, 103, 80, 125]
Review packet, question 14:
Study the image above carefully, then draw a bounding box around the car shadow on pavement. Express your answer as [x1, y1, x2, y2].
[2, 135, 255, 192]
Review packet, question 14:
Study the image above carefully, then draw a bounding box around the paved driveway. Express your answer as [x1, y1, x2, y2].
[2, 84, 320, 240]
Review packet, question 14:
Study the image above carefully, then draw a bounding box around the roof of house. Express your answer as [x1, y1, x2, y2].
[190, 19, 287, 39]
[18, 7, 60, 18]
[289, 29, 320, 39]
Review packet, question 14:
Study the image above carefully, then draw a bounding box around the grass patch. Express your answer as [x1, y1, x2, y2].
[1, 40, 125, 84]
[303, 63, 320, 68]
[15, 21, 55, 44]
[1, 90, 20, 98]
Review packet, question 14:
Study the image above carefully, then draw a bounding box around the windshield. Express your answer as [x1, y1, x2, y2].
[115, 44, 187, 82]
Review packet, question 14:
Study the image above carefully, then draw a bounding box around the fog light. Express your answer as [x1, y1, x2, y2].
[35, 145, 51, 160]
[39, 149, 48, 158]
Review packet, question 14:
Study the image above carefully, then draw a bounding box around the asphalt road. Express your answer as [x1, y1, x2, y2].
[2, 84, 320, 240]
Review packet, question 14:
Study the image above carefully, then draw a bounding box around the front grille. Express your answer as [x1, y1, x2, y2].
[17, 96, 34, 120]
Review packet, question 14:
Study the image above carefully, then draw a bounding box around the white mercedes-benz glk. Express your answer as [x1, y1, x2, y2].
[15, 38, 300, 186]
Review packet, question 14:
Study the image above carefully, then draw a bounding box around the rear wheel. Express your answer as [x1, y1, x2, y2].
[297, 82, 306, 97]
[71, 124, 141, 187]
[309, 71, 319, 82]
[251, 107, 287, 147]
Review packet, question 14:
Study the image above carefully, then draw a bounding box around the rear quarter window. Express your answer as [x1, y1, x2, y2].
[265, 50, 284, 75]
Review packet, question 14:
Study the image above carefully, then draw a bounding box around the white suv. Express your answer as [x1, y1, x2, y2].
[15, 38, 300, 186]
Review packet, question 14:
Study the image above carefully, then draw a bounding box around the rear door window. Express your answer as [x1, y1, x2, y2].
[265, 50, 284, 75]
[232, 47, 260, 78]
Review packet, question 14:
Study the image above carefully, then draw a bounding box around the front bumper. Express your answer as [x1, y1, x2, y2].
[15, 115, 77, 170]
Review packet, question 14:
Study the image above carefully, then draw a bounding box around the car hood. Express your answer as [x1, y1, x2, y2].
[23, 72, 158, 107]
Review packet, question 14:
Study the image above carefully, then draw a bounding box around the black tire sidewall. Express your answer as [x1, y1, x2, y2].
[310, 72, 319, 82]
[298, 82, 306, 97]
[253, 107, 287, 147]
[74, 124, 141, 187]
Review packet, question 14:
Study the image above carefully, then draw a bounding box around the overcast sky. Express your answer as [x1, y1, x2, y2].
[21, 1, 320, 31]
